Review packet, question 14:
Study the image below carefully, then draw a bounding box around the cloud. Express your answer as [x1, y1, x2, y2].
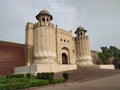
[47, 0, 78, 31]
[0, 0, 120, 51]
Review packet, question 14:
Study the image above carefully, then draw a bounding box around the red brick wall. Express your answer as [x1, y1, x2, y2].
[0, 41, 26, 75]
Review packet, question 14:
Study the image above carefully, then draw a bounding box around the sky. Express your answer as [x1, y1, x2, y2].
[0, 0, 120, 51]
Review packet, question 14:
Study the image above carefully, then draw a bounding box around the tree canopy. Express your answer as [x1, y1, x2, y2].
[98, 46, 120, 65]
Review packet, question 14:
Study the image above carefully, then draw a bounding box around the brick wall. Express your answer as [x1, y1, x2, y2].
[0, 41, 26, 75]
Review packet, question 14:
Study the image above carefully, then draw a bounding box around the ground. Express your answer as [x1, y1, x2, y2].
[24, 67, 120, 90]
[55, 67, 120, 82]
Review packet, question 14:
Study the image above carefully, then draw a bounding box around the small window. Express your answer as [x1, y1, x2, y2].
[46, 18, 49, 21]
[67, 40, 69, 43]
[60, 39, 62, 41]
[64, 40, 66, 42]
[42, 18, 45, 22]
[81, 32, 82, 35]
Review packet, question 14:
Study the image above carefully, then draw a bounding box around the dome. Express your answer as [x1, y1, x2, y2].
[36, 9, 53, 20]
[75, 26, 87, 34]
[77, 26, 84, 30]
[39, 10, 50, 15]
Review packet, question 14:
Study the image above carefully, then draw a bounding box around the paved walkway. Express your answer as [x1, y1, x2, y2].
[33, 74, 120, 90]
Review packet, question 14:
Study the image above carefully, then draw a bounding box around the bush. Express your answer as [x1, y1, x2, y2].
[7, 74, 25, 79]
[63, 72, 69, 80]
[36, 72, 54, 81]
[36, 73, 42, 79]
[46, 72, 54, 82]
[0, 76, 6, 80]
[29, 79, 49, 87]
[0, 76, 8, 84]
[9, 78, 29, 84]
[41, 72, 46, 79]
[0, 82, 29, 90]
[0, 78, 49, 89]
[50, 78, 66, 84]
[6, 75, 12, 80]
[26, 73, 31, 79]
[102, 60, 108, 64]
[0, 79, 9, 84]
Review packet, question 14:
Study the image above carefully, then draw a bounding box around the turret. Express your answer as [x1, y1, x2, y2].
[75, 26, 87, 38]
[75, 26, 93, 66]
[33, 10, 56, 64]
[36, 10, 53, 22]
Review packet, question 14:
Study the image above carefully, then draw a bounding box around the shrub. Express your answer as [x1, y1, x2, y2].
[6, 75, 12, 80]
[50, 78, 66, 84]
[36, 72, 54, 81]
[13, 74, 25, 78]
[0, 76, 6, 80]
[26, 73, 31, 79]
[0, 76, 8, 84]
[41, 72, 46, 79]
[46, 72, 54, 82]
[9, 78, 30, 84]
[7, 74, 25, 79]
[36, 73, 42, 79]
[63, 72, 69, 80]
[0, 79, 9, 84]
[102, 60, 108, 64]
[29, 80, 49, 87]
[0, 82, 29, 90]
[0, 79, 49, 89]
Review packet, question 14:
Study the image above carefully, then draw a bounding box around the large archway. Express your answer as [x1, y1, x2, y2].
[62, 53, 68, 64]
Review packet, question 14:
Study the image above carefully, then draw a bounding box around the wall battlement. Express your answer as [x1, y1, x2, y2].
[57, 28, 72, 36]
[34, 22, 55, 28]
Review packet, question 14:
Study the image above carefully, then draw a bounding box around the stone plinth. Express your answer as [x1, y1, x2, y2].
[78, 65, 115, 69]
[94, 65, 115, 69]
[14, 64, 77, 75]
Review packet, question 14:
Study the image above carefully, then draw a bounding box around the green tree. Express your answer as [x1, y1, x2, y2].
[101, 47, 112, 59]
[98, 46, 120, 68]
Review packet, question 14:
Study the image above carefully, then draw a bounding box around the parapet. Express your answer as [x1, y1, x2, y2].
[57, 28, 72, 36]
[34, 22, 55, 28]
[26, 22, 34, 30]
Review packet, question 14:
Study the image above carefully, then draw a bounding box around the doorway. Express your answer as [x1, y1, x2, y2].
[62, 53, 68, 64]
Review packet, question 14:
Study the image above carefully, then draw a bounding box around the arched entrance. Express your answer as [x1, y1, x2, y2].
[62, 53, 68, 64]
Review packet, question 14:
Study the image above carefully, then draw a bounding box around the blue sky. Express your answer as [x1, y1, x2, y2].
[0, 0, 120, 51]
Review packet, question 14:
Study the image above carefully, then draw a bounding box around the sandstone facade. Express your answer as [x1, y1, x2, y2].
[25, 10, 93, 67]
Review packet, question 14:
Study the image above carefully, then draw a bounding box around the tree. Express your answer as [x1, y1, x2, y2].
[98, 52, 107, 64]
[98, 46, 120, 66]
[101, 47, 112, 59]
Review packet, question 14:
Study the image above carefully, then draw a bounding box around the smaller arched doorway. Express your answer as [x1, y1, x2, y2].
[62, 53, 68, 64]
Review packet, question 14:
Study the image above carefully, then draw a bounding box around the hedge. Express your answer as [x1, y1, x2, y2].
[0, 79, 49, 90]
[50, 78, 66, 84]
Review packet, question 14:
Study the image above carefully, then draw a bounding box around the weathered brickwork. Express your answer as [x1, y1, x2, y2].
[0, 41, 25, 75]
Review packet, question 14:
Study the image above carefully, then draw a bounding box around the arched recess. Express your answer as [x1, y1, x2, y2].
[61, 47, 70, 64]
[62, 53, 68, 64]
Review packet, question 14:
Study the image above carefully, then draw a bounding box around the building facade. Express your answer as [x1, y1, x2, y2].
[25, 10, 93, 67]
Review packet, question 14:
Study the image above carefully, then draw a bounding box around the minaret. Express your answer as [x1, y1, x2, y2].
[33, 10, 56, 64]
[75, 26, 93, 66]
